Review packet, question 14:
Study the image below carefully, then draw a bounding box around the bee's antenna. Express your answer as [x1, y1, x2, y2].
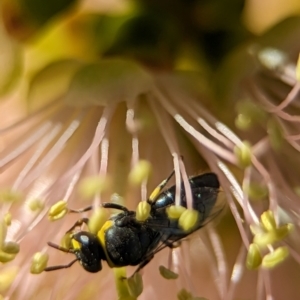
[47, 242, 74, 254]
[44, 258, 78, 272]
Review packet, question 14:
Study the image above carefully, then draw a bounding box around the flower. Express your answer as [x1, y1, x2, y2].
[1, 59, 231, 299]
[0, 48, 299, 299]
[1, 1, 300, 299]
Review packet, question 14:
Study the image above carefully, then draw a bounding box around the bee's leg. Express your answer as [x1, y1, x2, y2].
[68, 203, 131, 231]
[101, 202, 129, 212]
[44, 258, 78, 272]
[66, 218, 89, 233]
[44, 242, 77, 271]
[69, 206, 93, 213]
[69, 203, 129, 214]
[47, 242, 75, 253]
[147, 170, 175, 204]
[166, 241, 182, 272]
[164, 240, 181, 248]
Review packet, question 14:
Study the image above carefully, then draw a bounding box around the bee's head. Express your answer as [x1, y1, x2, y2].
[71, 231, 106, 273]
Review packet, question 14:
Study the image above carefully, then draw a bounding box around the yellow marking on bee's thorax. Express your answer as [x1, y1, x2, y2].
[98, 220, 116, 267]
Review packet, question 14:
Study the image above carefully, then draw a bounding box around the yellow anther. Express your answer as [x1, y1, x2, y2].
[260, 210, 277, 231]
[274, 223, 294, 240]
[128, 160, 152, 185]
[2, 241, 20, 254]
[178, 209, 199, 232]
[246, 243, 262, 270]
[235, 101, 266, 130]
[0, 237, 19, 262]
[0, 189, 22, 203]
[253, 224, 293, 248]
[30, 252, 49, 274]
[88, 208, 108, 234]
[235, 113, 252, 130]
[262, 246, 289, 269]
[243, 183, 268, 200]
[113, 267, 136, 300]
[250, 224, 262, 236]
[253, 231, 277, 248]
[0, 251, 16, 263]
[177, 288, 202, 300]
[0, 266, 18, 293]
[128, 160, 152, 186]
[48, 200, 68, 221]
[0, 220, 7, 249]
[28, 199, 44, 212]
[4, 213, 12, 226]
[159, 265, 179, 279]
[79, 176, 111, 198]
[234, 141, 252, 168]
[126, 273, 143, 298]
[135, 202, 151, 222]
[110, 193, 124, 204]
[166, 205, 186, 220]
[252, 210, 293, 250]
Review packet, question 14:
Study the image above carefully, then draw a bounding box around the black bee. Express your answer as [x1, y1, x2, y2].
[44, 172, 220, 273]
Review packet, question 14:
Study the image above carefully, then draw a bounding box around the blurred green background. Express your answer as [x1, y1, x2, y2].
[1, 0, 300, 110]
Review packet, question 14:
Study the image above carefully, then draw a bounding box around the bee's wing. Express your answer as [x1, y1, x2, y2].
[134, 205, 224, 273]
[134, 173, 222, 270]
[145, 183, 220, 232]
[145, 204, 222, 239]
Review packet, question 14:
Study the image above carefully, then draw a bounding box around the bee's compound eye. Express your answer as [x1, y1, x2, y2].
[72, 231, 105, 273]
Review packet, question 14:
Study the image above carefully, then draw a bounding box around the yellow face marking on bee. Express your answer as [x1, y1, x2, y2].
[71, 239, 81, 250]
